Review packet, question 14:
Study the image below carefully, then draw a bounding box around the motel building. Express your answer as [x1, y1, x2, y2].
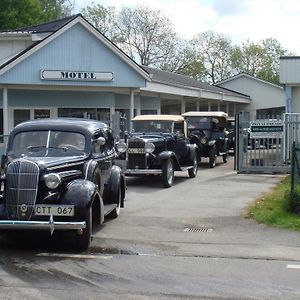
[0, 13, 256, 151]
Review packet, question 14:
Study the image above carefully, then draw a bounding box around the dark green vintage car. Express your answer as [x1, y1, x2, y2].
[182, 111, 229, 168]
[116, 115, 198, 188]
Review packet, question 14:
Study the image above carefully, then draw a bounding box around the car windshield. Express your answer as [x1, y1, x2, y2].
[132, 120, 173, 133]
[185, 117, 212, 130]
[10, 130, 86, 157]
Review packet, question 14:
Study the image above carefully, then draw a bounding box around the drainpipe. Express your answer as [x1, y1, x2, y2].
[284, 85, 292, 113]
[130, 89, 134, 131]
[3, 86, 8, 137]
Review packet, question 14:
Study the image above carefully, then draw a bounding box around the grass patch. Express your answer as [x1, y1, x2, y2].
[246, 175, 300, 230]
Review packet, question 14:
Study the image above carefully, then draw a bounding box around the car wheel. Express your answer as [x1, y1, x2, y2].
[107, 185, 121, 219]
[223, 151, 228, 163]
[162, 159, 174, 188]
[76, 206, 92, 251]
[209, 147, 217, 168]
[188, 155, 198, 178]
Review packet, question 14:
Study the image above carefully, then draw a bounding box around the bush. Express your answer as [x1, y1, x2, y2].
[290, 184, 300, 213]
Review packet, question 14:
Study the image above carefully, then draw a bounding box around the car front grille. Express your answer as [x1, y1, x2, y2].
[127, 138, 146, 169]
[6, 159, 39, 220]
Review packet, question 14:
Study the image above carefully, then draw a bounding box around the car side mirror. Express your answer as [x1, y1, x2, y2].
[1, 154, 6, 170]
[95, 137, 106, 146]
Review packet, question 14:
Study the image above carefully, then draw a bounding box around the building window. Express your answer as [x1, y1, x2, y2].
[14, 109, 31, 127]
[58, 108, 110, 124]
[34, 109, 50, 119]
[161, 99, 181, 115]
[185, 100, 197, 112]
[13, 108, 52, 129]
[141, 109, 157, 115]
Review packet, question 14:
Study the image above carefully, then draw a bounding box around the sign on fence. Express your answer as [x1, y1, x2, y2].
[250, 120, 283, 139]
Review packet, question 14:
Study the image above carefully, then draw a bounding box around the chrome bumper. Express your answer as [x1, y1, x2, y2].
[0, 216, 86, 235]
[125, 169, 162, 175]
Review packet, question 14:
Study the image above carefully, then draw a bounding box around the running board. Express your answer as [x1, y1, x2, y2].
[103, 204, 117, 216]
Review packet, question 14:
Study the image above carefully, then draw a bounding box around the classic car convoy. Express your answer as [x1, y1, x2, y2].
[182, 111, 229, 168]
[0, 112, 232, 250]
[0, 118, 126, 250]
[116, 115, 198, 188]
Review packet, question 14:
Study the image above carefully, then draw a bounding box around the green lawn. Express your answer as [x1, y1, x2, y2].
[246, 175, 300, 230]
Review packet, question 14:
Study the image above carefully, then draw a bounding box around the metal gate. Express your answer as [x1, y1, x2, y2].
[236, 112, 300, 173]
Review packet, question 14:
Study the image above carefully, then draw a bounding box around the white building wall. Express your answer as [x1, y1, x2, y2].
[280, 58, 300, 84]
[218, 76, 284, 119]
[291, 87, 300, 113]
[0, 39, 33, 65]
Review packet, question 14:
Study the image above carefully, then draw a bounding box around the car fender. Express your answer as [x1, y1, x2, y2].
[157, 151, 181, 170]
[62, 179, 104, 221]
[187, 143, 198, 162]
[103, 165, 125, 208]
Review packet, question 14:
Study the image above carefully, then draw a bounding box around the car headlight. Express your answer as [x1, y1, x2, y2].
[116, 142, 127, 153]
[44, 173, 61, 189]
[200, 137, 207, 145]
[144, 142, 155, 153]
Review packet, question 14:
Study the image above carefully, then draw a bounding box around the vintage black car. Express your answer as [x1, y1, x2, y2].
[182, 111, 229, 168]
[0, 118, 126, 251]
[226, 117, 236, 151]
[116, 115, 198, 188]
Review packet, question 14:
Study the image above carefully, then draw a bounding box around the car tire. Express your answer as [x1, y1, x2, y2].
[223, 151, 228, 163]
[209, 147, 217, 168]
[107, 185, 121, 219]
[162, 159, 174, 188]
[76, 206, 92, 251]
[188, 155, 198, 178]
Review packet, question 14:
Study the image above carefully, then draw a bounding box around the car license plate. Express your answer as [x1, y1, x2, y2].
[35, 205, 74, 216]
[128, 148, 145, 154]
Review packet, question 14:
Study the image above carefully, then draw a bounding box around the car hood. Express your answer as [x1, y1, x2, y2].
[7, 154, 86, 169]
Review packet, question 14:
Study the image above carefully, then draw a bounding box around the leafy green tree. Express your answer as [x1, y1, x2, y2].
[158, 38, 206, 81]
[191, 31, 234, 84]
[117, 6, 178, 66]
[0, 0, 43, 30]
[0, 0, 73, 30]
[39, 0, 74, 20]
[231, 38, 290, 84]
[81, 3, 120, 42]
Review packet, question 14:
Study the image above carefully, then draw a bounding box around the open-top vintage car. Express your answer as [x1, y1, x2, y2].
[182, 111, 229, 168]
[116, 115, 198, 188]
[0, 118, 126, 251]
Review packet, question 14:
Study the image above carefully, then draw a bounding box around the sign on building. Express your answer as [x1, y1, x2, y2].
[250, 120, 283, 138]
[41, 70, 113, 82]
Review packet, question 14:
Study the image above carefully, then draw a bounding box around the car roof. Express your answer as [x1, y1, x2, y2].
[132, 115, 185, 122]
[182, 111, 228, 120]
[11, 118, 109, 136]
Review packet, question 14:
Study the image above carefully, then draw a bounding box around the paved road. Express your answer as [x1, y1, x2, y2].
[1, 156, 300, 299]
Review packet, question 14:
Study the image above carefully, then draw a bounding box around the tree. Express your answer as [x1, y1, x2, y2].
[0, 0, 43, 30]
[191, 31, 234, 84]
[117, 6, 178, 66]
[39, 0, 74, 20]
[158, 38, 207, 81]
[0, 0, 73, 30]
[231, 38, 290, 84]
[81, 3, 120, 42]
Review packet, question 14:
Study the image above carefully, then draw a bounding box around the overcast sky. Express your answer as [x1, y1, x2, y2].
[74, 0, 300, 55]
